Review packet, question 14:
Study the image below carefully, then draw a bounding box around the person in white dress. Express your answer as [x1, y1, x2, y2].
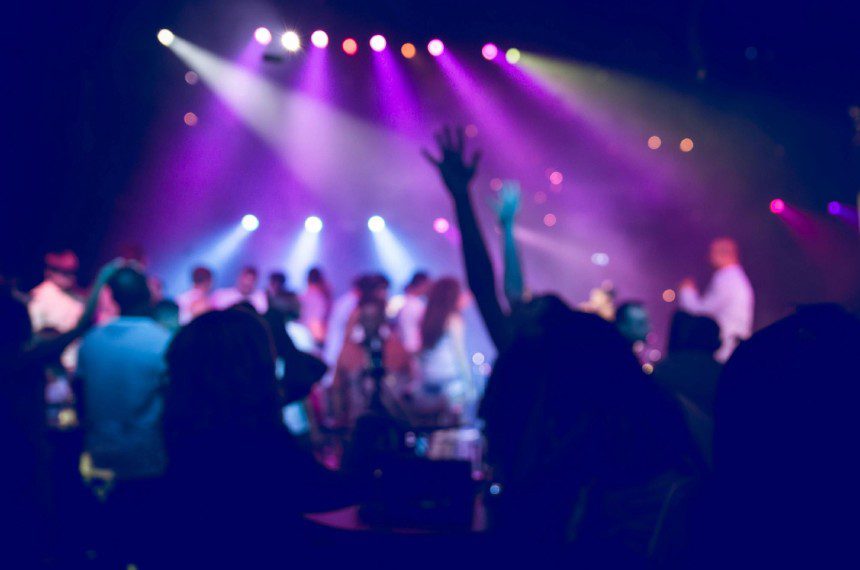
[415, 277, 475, 425]
[396, 271, 432, 354]
[679, 237, 755, 362]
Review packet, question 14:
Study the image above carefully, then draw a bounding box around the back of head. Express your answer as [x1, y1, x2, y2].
[191, 266, 213, 286]
[668, 310, 721, 354]
[420, 277, 461, 350]
[615, 300, 651, 345]
[268, 271, 287, 289]
[165, 309, 281, 445]
[307, 267, 325, 285]
[108, 266, 151, 315]
[406, 270, 431, 294]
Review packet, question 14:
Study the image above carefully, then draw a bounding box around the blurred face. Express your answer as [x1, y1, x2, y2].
[46, 268, 76, 291]
[618, 306, 652, 344]
[358, 303, 385, 336]
[237, 271, 257, 295]
[709, 238, 738, 269]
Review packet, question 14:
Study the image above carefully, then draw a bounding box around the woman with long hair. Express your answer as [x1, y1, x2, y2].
[415, 277, 475, 425]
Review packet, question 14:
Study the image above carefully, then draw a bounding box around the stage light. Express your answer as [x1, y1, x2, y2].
[662, 289, 676, 302]
[157, 29, 175, 46]
[184, 71, 199, 85]
[254, 27, 272, 46]
[304, 216, 323, 233]
[591, 252, 610, 266]
[183, 112, 198, 126]
[370, 34, 387, 52]
[433, 217, 450, 234]
[368, 215, 386, 233]
[241, 214, 260, 231]
[281, 31, 300, 52]
[505, 48, 521, 64]
[427, 39, 444, 57]
[401, 43, 416, 59]
[311, 30, 329, 48]
[549, 171, 563, 185]
[827, 201, 841, 215]
[680, 138, 694, 152]
[769, 199, 785, 214]
[543, 213, 557, 227]
[482, 43, 499, 61]
[342, 38, 358, 55]
[648, 135, 662, 150]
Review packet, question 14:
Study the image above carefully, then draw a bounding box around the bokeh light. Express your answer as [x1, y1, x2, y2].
[401, 43, 416, 59]
[304, 216, 323, 233]
[482, 43, 499, 61]
[184, 71, 198, 85]
[680, 138, 694, 152]
[241, 214, 260, 232]
[281, 31, 300, 52]
[472, 352, 486, 366]
[549, 171, 563, 185]
[157, 29, 175, 46]
[769, 198, 786, 214]
[310, 30, 329, 48]
[490, 178, 503, 191]
[506, 48, 521, 64]
[342, 38, 358, 55]
[427, 39, 444, 56]
[543, 213, 557, 227]
[369, 34, 387, 52]
[648, 135, 662, 150]
[662, 289, 676, 302]
[827, 201, 841, 215]
[591, 252, 610, 266]
[183, 112, 198, 126]
[254, 27, 272, 46]
[368, 215, 386, 233]
[433, 217, 451, 234]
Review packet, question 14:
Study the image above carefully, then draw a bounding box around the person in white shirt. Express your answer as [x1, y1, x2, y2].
[679, 237, 755, 362]
[28, 250, 84, 334]
[322, 273, 390, 368]
[176, 266, 214, 324]
[396, 271, 432, 353]
[211, 266, 267, 314]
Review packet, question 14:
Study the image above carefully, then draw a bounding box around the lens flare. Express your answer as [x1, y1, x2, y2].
[281, 31, 300, 52]
[254, 27, 272, 46]
[369, 34, 387, 52]
[157, 29, 175, 46]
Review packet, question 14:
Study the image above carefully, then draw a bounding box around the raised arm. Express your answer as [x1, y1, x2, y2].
[495, 182, 525, 307]
[423, 127, 513, 352]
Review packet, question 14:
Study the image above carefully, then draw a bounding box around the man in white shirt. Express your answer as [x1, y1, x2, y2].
[679, 237, 755, 362]
[396, 271, 432, 353]
[28, 250, 84, 334]
[211, 265, 267, 314]
[176, 266, 214, 324]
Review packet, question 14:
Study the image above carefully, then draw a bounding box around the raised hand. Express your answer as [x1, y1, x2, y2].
[422, 126, 482, 198]
[494, 181, 521, 227]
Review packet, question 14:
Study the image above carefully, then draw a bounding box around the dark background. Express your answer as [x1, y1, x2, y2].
[2, 0, 858, 298]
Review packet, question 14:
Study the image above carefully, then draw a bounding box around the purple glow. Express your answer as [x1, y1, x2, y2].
[482, 43, 499, 61]
[427, 39, 444, 57]
[311, 30, 329, 48]
[370, 34, 387, 52]
[433, 218, 450, 234]
[827, 201, 841, 215]
[369, 42, 421, 133]
[770, 198, 786, 214]
[254, 27, 272, 46]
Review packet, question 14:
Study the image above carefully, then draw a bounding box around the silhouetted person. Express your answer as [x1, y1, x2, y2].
[160, 309, 351, 564]
[615, 300, 652, 347]
[301, 266, 332, 346]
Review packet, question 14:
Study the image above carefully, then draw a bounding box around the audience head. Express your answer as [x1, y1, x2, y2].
[191, 266, 214, 291]
[165, 309, 281, 440]
[709, 237, 740, 269]
[267, 271, 287, 295]
[152, 299, 180, 332]
[44, 250, 79, 290]
[667, 310, 721, 354]
[615, 301, 652, 345]
[405, 271, 432, 296]
[267, 290, 301, 322]
[107, 266, 151, 316]
[307, 266, 326, 286]
[236, 266, 259, 296]
[356, 273, 390, 304]
[420, 277, 462, 350]
[356, 294, 388, 341]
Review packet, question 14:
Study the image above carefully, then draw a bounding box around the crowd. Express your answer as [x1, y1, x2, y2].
[2, 127, 858, 567]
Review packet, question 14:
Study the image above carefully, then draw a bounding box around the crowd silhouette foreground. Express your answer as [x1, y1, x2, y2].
[2, 128, 859, 567]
